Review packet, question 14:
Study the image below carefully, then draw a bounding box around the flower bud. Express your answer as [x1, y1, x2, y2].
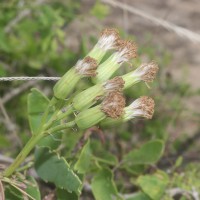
[88, 28, 120, 63]
[75, 92, 125, 129]
[93, 39, 137, 83]
[53, 57, 98, 99]
[73, 77, 125, 111]
[122, 61, 159, 89]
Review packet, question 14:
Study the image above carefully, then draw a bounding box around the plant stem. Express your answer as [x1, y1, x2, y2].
[48, 121, 75, 134]
[3, 133, 43, 177]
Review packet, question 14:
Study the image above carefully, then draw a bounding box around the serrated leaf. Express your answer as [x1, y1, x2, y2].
[91, 168, 122, 200]
[26, 176, 41, 200]
[74, 139, 91, 174]
[28, 88, 61, 149]
[35, 147, 82, 194]
[123, 140, 164, 165]
[136, 171, 169, 200]
[56, 188, 79, 200]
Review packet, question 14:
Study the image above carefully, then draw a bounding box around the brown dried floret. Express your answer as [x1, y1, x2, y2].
[116, 39, 137, 62]
[75, 56, 98, 77]
[101, 92, 126, 118]
[103, 76, 125, 93]
[139, 61, 159, 82]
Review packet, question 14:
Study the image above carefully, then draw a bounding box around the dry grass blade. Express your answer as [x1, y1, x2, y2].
[0, 181, 5, 200]
[102, 0, 200, 44]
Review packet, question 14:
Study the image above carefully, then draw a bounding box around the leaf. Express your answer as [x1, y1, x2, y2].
[74, 139, 92, 174]
[56, 188, 79, 200]
[136, 171, 169, 200]
[123, 140, 164, 165]
[35, 147, 82, 194]
[28, 88, 61, 149]
[28, 88, 50, 134]
[26, 176, 41, 200]
[0, 31, 10, 52]
[91, 168, 122, 200]
[124, 165, 146, 175]
[90, 2, 110, 19]
[4, 185, 23, 200]
[94, 152, 118, 166]
[125, 192, 151, 200]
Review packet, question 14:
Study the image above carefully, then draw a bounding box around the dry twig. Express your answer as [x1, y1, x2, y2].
[102, 0, 200, 43]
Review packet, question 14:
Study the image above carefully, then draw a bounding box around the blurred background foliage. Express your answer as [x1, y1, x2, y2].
[0, 0, 200, 199]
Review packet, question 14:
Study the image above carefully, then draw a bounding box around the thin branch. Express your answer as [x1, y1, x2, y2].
[0, 98, 22, 147]
[2, 79, 49, 104]
[101, 0, 200, 43]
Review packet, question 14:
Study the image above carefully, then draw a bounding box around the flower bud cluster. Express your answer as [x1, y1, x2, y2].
[53, 28, 159, 130]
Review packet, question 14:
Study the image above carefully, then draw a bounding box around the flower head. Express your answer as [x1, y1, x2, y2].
[124, 96, 155, 120]
[93, 39, 137, 83]
[75, 92, 125, 129]
[73, 77, 124, 111]
[88, 28, 120, 63]
[115, 39, 137, 63]
[103, 76, 125, 93]
[132, 61, 158, 82]
[122, 61, 159, 89]
[97, 28, 120, 51]
[101, 92, 126, 118]
[53, 56, 98, 99]
[75, 56, 98, 77]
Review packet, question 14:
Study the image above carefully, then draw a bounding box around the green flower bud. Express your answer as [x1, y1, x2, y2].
[101, 96, 155, 127]
[122, 61, 159, 89]
[93, 39, 137, 83]
[73, 77, 125, 111]
[88, 28, 119, 63]
[53, 56, 98, 99]
[75, 92, 125, 129]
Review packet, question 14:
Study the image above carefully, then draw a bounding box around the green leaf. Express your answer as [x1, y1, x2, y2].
[56, 188, 79, 200]
[125, 192, 151, 200]
[94, 152, 118, 166]
[26, 176, 41, 200]
[124, 165, 146, 175]
[28, 88, 50, 134]
[136, 171, 169, 200]
[5, 185, 23, 200]
[123, 140, 164, 165]
[0, 31, 10, 52]
[74, 139, 92, 174]
[90, 2, 110, 19]
[91, 168, 122, 200]
[28, 88, 61, 149]
[35, 147, 82, 194]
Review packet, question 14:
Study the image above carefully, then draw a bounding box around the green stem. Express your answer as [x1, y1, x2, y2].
[3, 133, 43, 177]
[44, 106, 74, 130]
[47, 121, 75, 134]
[55, 106, 74, 121]
[39, 97, 57, 131]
